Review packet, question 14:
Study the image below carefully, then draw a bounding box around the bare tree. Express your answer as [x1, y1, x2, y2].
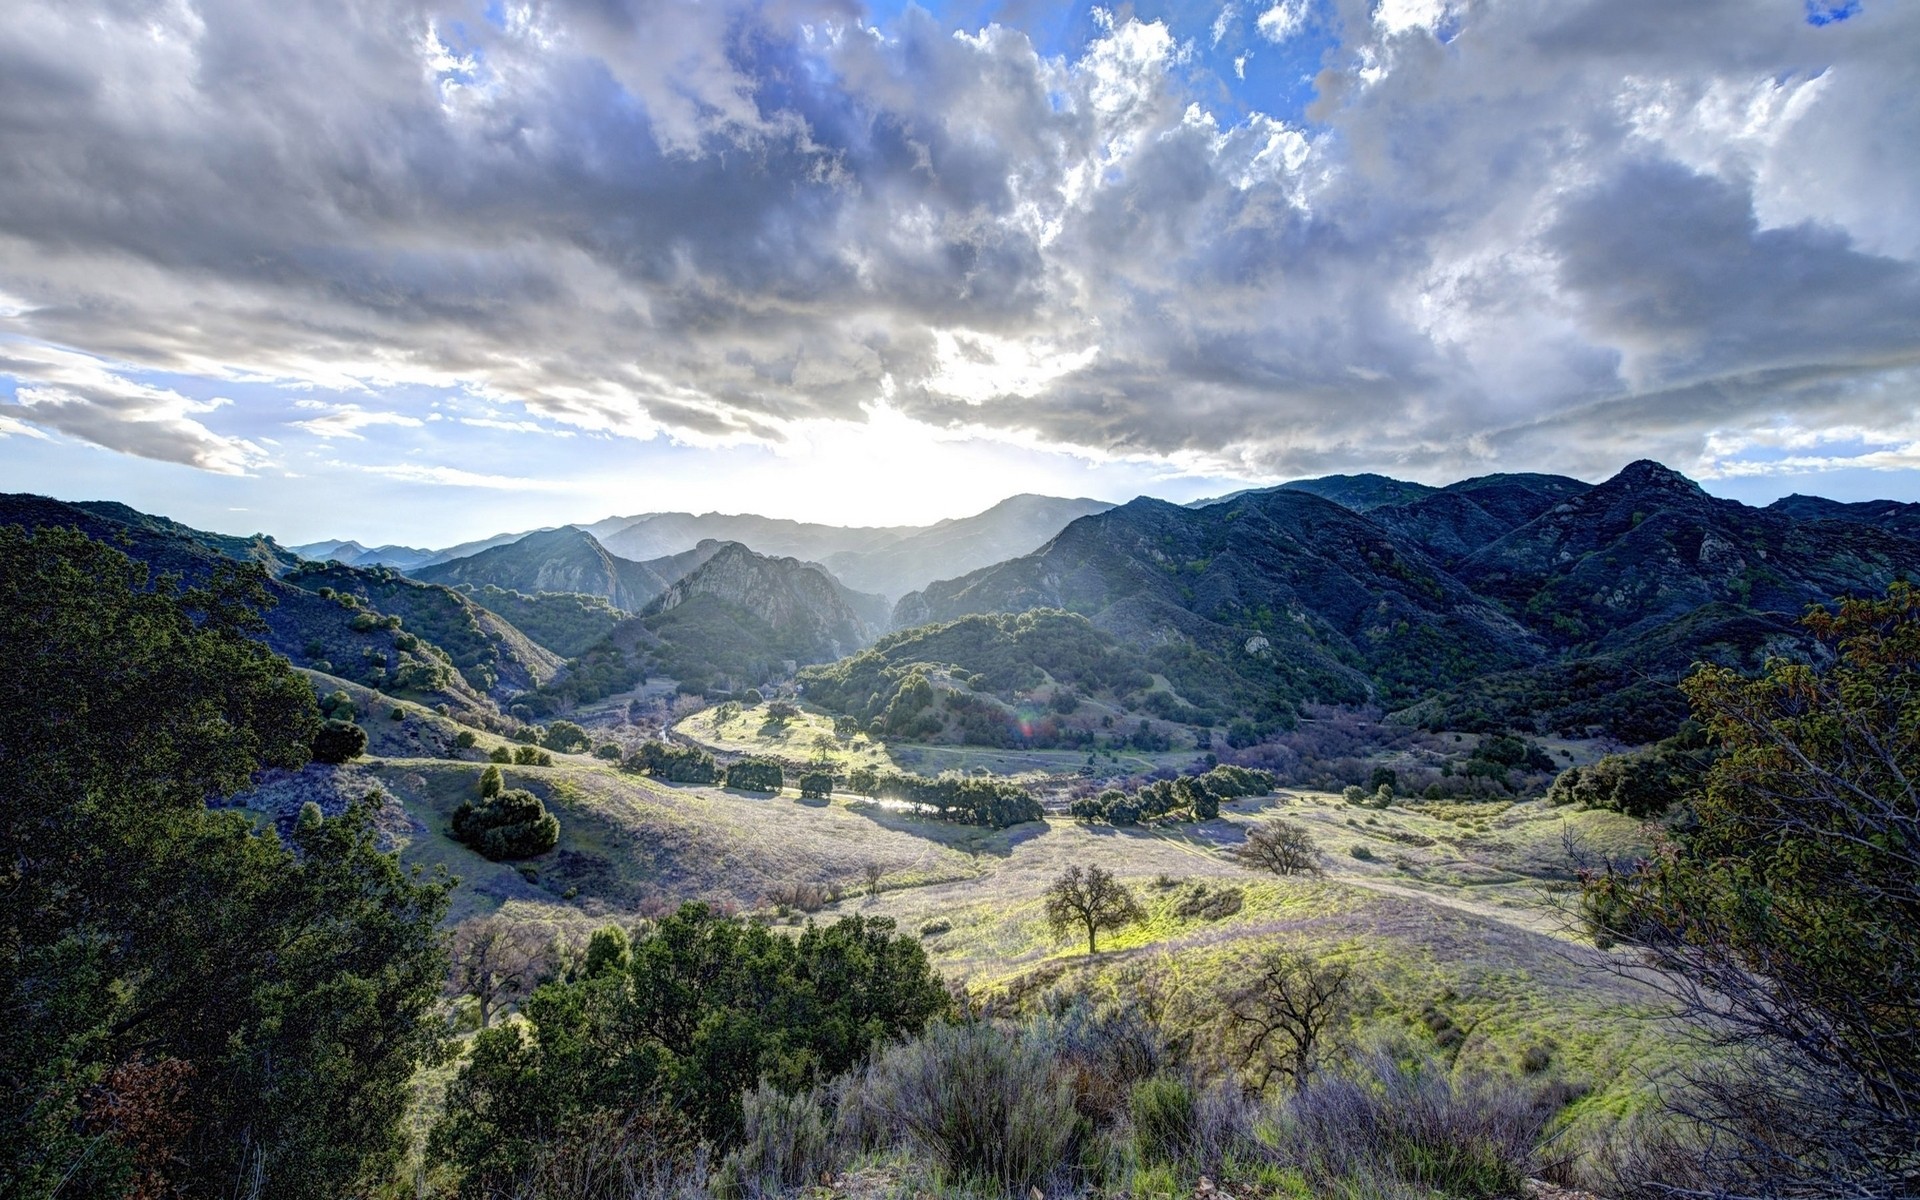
[447, 916, 546, 1028]
[1230, 947, 1354, 1094]
[1230, 818, 1322, 876]
[1045, 864, 1144, 955]
[862, 860, 886, 899]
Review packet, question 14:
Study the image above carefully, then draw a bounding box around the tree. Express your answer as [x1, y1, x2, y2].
[311, 717, 368, 763]
[1230, 947, 1355, 1094]
[449, 917, 547, 1028]
[452, 788, 561, 860]
[799, 771, 833, 800]
[432, 905, 950, 1189]
[1045, 864, 1144, 955]
[1581, 585, 1920, 1188]
[1230, 819, 1322, 876]
[726, 756, 784, 792]
[541, 719, 591, 754]
[0, 526, 449, 1198]
[479, 763, 504, 799]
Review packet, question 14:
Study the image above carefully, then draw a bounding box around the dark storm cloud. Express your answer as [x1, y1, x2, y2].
[0, 0, 1916, 482]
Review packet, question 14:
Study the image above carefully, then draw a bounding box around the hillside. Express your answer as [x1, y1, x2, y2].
[0, 493, 556, 714]
[597, 510, 912, 565]
[820, 494, 1116, 599]
[896, 488, 1539, 719]
[884, 462, 1920, 740]
[631, 543, 885, 686]
[414, 526, 675, 612]
[1454, 460, 1920, 650]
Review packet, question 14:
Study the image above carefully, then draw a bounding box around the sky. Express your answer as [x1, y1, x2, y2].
[2, 0, 1918, 547]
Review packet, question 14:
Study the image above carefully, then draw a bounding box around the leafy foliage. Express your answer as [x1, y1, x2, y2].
[431, 903, 950, 1191]
[0, 525, 449, 1199]
[852, 769, 1043, 828]
[724, 756, 785, 792]
[624, 739, 719, 784]
[310, 716, 368, 763]
[1546, 721, 1714, 817]
[1581, 585, 1920, 1188]
[1045, 864, 1145, 955]
[452, 784, 561, 860]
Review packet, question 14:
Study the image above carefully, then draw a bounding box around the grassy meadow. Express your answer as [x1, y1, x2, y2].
[241, 694, 1685, 1149]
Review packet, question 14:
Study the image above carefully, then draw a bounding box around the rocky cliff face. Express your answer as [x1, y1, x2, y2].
[645, 542, 884, 662]
[415, 527, 672, 611]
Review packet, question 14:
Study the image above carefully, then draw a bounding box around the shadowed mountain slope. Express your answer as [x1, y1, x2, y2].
[1, 494, 560, 711]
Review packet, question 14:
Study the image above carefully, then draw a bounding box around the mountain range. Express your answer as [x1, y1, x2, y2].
[8, 461, 1916, 744]
[889, 462, 1919, 740]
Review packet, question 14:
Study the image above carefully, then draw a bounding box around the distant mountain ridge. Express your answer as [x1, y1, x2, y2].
[414, 527, 676, 612]
[299, 495, 1116, 603]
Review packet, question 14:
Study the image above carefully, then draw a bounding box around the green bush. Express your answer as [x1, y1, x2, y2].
[727, 757, 785, 793]
[311, 719, 368, 764]
[798, 771, 833, 800]
[488, 745, 512, 764]
[451, 788, 560, 860]
[540, 720, 591, 755]
[454, 730, 478, 749]
[624, 740, 719, 784]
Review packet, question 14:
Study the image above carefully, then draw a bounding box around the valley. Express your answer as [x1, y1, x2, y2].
[8, 461, 1917, 1199]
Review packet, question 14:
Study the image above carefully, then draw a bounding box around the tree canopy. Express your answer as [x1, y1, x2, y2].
[0, 525, 450, 1198]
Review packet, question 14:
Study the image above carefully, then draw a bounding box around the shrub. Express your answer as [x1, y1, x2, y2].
[592, 743, 622, 761]
[488, 745, 512, 764]
[540, 720, 591, 755]
[718, 1082, 832, 1199]
[1131, 1076, 1196, 1165]
[626, 740, 719, 784]
[451, 788, 560, 860]
[1350, 844, 1375, 862]
[512, 745, 553, 767]
[798, 771, 833, 801]
[726, 757, 784, 793]
[919, 918, 952, 937]
[1280, 1047, 1555, 1200]
[843, 1022, 1076, 1191]
[454, 730, 478, 749]
[310, 719, 368, 764]
[478, 764, 503, 799]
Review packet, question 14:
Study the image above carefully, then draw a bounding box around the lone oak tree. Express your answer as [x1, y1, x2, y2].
[1045, 864, 1144, 955]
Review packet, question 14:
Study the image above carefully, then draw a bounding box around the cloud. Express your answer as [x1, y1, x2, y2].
[1255, 0, 1310, 43]
[332, 459, 581, 491]
[0, 0, 1914, 489]
[0, 345, 267, 473]
[293, 404, 427, 439]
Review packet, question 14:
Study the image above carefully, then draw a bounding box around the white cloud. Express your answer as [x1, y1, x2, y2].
[0, 0, 1914, 493]
[293, 405, 426, 440]
[0, 344, 266, 473]
[1255, 0, 1310, 43]
[333, 460, 580, 491]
